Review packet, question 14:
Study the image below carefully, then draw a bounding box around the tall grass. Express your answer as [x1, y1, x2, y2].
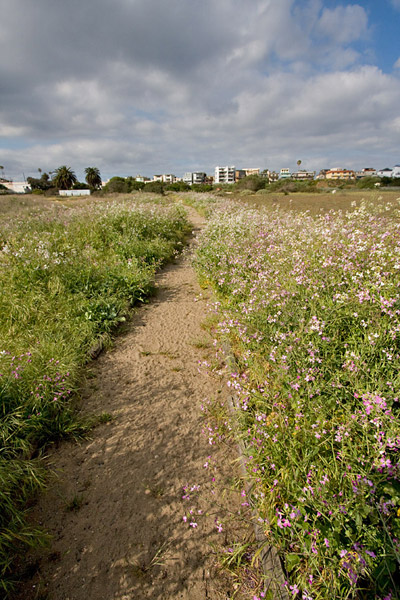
[195, 198, 400, 599]
[0, 196, 190, 594]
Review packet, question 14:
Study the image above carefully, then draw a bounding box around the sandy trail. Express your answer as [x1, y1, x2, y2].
[16, 208, 245, 600]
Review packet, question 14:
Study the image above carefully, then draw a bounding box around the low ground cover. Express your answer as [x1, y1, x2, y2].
[195, 197, 400, 599]
[0, 195, 190, 594]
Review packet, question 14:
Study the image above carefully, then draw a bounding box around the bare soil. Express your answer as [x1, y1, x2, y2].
[14, 208, 249, 600]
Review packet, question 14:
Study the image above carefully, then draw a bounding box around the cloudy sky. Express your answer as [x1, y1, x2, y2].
[1, 0, 400, 182]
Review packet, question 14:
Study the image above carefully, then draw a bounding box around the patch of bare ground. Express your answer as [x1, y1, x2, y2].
[12, 208, 252, 600]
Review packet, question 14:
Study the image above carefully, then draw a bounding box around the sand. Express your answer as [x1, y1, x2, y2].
[14, 208, 249, 600]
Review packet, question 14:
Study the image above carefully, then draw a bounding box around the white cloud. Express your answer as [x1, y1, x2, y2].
[315, 4, 369, 44]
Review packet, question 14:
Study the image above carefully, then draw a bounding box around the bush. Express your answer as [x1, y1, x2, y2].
[357, 177, 381, 189]
[102, 177, 130, 193]
[165, 181, 191, 192]
[192, 184, 214, 193]
[142, 181, 165, 194]
[234, 175, 266, 192]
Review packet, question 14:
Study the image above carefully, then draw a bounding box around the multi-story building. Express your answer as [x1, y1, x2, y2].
[215, 166, 236, 184]
[279, 168, 291, 179]
[376, 166, 400, 178]
[244, 168, 260, 177]
[183, 172, 207, 185]
[356, 168, 377, 178]
[153, 174, 176, 184]
[268, 171, 279, 182]
[235, 169, 246, 181]
[325, 168, 356, 180]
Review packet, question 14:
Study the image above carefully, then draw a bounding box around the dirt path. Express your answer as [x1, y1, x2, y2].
[16, 208, 247, 600]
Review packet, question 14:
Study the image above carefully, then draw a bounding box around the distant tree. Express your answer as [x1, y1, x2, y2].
[102, 176, 129, 193]
[27, 172, 52, 191]
[126, 177, 145, 191]
[297, 159, 302, 168]
[85, 167, 102, 190]
[52, 166, 77, 190]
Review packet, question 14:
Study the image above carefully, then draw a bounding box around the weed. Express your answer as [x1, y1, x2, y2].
[65, 494, 85, 512]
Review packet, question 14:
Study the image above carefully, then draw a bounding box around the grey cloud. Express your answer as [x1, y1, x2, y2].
[1, 0, 400, 179]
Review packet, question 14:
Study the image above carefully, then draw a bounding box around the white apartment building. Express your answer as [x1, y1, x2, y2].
[215, 166, 235, 184]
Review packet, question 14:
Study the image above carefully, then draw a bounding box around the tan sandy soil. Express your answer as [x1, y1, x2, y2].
[13, 208, 251, 600]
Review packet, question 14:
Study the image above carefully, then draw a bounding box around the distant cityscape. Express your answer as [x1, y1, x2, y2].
[1, 164, 400, 194]
[145, 164, 400, 186]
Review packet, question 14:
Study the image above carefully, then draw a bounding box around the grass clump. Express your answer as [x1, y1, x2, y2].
[195, 198, 400, 599]
[0, 196, 190, 594]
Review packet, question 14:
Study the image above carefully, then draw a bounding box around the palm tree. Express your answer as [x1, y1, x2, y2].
[52, 166, 77, 190]
[85, 167, 102, 190]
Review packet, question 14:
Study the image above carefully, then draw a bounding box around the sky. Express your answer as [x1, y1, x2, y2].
[0, 0, 400, 182]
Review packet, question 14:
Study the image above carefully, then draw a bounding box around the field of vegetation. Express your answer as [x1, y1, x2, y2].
[0, 194, 190, 595]
[195, 193, 400, 599]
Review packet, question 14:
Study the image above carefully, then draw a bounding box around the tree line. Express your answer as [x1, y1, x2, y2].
[27, 166, 102, 192]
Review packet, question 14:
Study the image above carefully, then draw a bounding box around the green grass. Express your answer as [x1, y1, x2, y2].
[0, 194, 191, 594]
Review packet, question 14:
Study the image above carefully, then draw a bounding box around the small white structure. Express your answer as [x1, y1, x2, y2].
[1, 181, 31, 193]
[214, 166, 235, 184]
[59, 189, 91, 196]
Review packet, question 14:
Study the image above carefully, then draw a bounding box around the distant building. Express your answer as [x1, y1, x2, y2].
[325, 168, 356, 180]
[235, 169, 246, 181]
[153, 174, 176, 183]
[135, 175, 150, 183]
[377, 166, 400, 178]
[244, 168, 260, 176]
[183, 172, 207, 185]
[215, 166, 236, 184]
[268, 171, 279, 182]
[291, 170, 315, 181]
[1, 181, 31, 193]
[279, 168, 291, 180]
[356, 168, 377, 178]
[376, 168, 393, 178]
